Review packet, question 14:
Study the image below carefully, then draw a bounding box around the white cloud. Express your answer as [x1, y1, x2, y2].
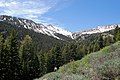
[0, 0, 72, 25]
[0, 0, 58, 22]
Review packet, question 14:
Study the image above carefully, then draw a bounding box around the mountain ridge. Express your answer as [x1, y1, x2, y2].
[73, 24, 119, 39]
[0, 15, 73, 40]
[0, 15, 119, 40]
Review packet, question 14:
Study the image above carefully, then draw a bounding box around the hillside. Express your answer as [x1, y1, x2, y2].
[36, 42, 120, 80]
[0, 15, 120, 80]
[0, 21, 70, 52]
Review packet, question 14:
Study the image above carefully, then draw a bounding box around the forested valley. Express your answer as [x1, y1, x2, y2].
[0, 22, 120, 80]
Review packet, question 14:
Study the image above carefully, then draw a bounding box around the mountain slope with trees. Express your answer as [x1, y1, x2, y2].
[0, 15, 120, 80]
[0, 21, 70, 52]
[36, 41, 120, 80]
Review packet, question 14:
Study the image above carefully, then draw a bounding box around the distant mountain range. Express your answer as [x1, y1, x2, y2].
[73, 24, 119, 39]
[0, 15, 73, 40]
[0, 15, 119, 40]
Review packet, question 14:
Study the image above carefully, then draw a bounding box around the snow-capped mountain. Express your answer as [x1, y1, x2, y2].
[73, 24, 119, 39]
[0, 15, 73, 40]
[0, 15, 119, 40]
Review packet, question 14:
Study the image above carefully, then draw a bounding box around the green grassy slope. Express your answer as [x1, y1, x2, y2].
[36, 42, 120, 80]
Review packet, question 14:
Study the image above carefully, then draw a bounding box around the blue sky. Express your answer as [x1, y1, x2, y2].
[0, 0, 120, 32]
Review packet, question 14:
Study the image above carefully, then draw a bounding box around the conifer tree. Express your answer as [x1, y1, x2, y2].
[1, 30, 21, 80]
[63, 43, 77, 62]
[98, 35, 104, 49]
[46, 51, 53, 72]
[69, 43, 77, 61]
[62, 44, 70, 63]
[47, 44, 62, 72]
[93, 42, 100, 52]
[52, 45, 62, 69]
[114, 25, 120, 41]
[104, 36, 113, 46]
[76, 45, 85, 60]
[19, 35, 40, 80]
[38, 51, 47, 76]
[0, 33, 4, 80]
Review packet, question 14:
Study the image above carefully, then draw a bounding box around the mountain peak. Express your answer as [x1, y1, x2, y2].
[0, 15, 73, 40]
[73, 24, 119, 39]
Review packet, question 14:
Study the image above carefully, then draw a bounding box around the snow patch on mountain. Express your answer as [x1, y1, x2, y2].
[73, 24, 119, 39]
[0, 15, 73, 40]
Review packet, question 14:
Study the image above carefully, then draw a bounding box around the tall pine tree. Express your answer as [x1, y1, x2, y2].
[114, 25, 120, 41]
[38, 51, 48, 76]
[1, 30, 22, 80]
[98, 35, 104, 49]
[19, 35, 40, 80]
[0, 33, 4, 80]
[47, 44, 62, 72]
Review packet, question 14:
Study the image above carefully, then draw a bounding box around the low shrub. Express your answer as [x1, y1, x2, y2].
[98, 59, 120, 80]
